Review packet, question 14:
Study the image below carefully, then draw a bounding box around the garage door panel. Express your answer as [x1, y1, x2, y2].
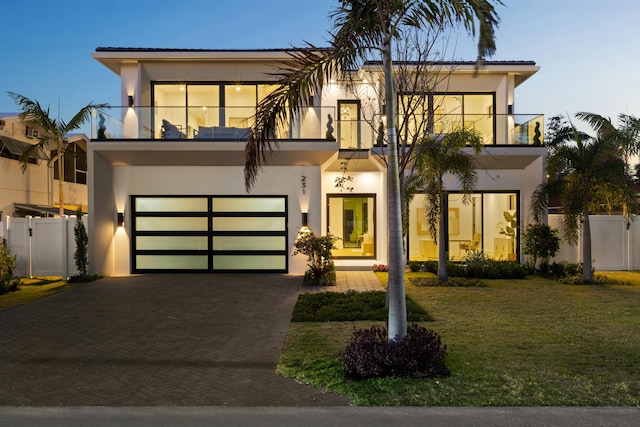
[137, 236, 209, 250]
[213, 255, 287, 270]
[136, 255, 209, 270]
[212, 217, 285, 232]
[135, 197, 208, 212]
[136, 217, 209, 231]
[212, 236, 286, 251]
[213, 197, 285, 212]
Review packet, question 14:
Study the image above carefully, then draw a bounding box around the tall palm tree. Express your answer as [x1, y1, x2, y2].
[244, 0, 502, 341]
[530, 116, 638, 283]
[8, 92, 106, 216]
[416, 129, 483, 282]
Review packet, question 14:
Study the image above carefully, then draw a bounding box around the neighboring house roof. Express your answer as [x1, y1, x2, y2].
[13, 203, 81, 217]
[0, 135, 48, 160]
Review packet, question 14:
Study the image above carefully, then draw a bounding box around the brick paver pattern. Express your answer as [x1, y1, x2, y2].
[0, 272, 382, 406]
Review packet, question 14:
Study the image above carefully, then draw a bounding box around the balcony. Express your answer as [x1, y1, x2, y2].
[91, 107, 543, 148]
[91, 106, 337, 142]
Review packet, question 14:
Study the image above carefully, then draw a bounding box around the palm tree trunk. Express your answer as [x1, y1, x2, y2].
[582, 210, 593, 283]
[437, 193, 448, 282]
[383, 32, 407, 342]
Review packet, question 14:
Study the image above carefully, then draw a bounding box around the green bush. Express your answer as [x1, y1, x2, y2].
[0, 241, 20, 295]
[408, 254, 525, 279]
[73, 208, 89, 277]
[293, 230, 339, 286]
[523, 223, 561, 268]
[339, 324, 450, 380]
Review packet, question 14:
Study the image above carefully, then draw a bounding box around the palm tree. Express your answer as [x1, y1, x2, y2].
[244, 0, 502, 341]
[8, 92, 106, 216]
[416, 129, 483, 282]
[530, 116, 638, 283]
[575, 112, 640, 216]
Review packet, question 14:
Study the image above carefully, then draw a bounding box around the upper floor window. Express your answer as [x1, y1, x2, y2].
[152, 83, 278, 139]
[398, 92, 495, 145]
[53, 142, 87, 184]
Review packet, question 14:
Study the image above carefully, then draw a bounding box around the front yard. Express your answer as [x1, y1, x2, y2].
[0, 277, 84, 311]
[277, 272, 640, 406]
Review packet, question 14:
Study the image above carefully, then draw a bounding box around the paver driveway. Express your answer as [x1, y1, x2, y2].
[0, 274, 349, 406]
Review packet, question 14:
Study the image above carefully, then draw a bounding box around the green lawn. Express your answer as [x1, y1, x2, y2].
[277, 271, 640, 406]
[0, 277, 86, 311]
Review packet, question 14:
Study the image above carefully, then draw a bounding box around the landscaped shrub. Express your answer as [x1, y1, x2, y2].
[0, 241, 21, 295]
[407, 260, 423, 272]
[340, 324, 450, 380]
[523, 223, 561, 269]
[407, 256, 525, 279]
[548, 261, 584, 279]
[73, 208, 89, 277]
[293, 229, 339, 286]
[292, 290, 432, 322]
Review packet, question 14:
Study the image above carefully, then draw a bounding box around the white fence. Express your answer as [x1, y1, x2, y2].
[549, 214, 640, 271]
[1, 213, 639, 277]
[1, 215, 87, 278]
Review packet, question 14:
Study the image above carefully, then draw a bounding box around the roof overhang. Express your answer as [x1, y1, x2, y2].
[13, 203, 80, 217]
[89, 140, 339, 167]
[0, 135, 48, 160]
[92, 48, 314, 75]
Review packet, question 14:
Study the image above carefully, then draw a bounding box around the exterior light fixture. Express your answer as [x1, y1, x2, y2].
[117, 212, 124, 227]
[507, 104, 514, 115]
[302, 212, 308, 227]
[128, 95, 134, 108]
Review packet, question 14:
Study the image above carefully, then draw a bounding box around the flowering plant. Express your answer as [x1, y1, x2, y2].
[293, 229, 339, 286]
[372, 264, 389, 272]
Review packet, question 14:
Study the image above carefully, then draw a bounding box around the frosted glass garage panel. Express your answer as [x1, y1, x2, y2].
[213, 255, 286, 270]
[212, 236, 286, 251]
[213, 197, 285, 212]
[136, 255, 208, 270]
[136, 217, 208, 231]
[212, 217, 285, 231]
[135, 197, 208, 212]
[136, 236, 208, 250]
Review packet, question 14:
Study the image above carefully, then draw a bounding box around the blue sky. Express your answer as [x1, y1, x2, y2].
[1, 0, 638, 133]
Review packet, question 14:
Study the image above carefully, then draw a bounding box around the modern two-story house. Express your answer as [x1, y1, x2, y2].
[88, 48, 545, 276]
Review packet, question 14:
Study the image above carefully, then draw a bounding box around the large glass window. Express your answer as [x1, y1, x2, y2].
[328, 194, 376, 258]
[398, 92, 495, 145]
[408, 192, 518, 262]
[152, 83, 278, 139]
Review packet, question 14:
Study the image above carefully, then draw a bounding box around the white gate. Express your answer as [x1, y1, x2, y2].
[2, 215, 87, 278]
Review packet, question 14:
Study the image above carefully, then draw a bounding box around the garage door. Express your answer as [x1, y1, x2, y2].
[131, 195, 288, 273]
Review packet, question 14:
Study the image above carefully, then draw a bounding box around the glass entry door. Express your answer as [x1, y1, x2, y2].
[327, 194, 376, 258]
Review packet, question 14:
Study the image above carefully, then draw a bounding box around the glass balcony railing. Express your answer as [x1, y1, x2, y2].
[91, 107, 543, 147]
[364, 113, 544, 148]
[91, 106, 337, 141]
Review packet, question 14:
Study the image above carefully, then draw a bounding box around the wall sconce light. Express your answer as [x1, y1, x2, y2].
[302, 212, 308, 227]
[117, 212, 124, 227]
[507, 104, 514, 115]
[128, 95, 134, 108]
